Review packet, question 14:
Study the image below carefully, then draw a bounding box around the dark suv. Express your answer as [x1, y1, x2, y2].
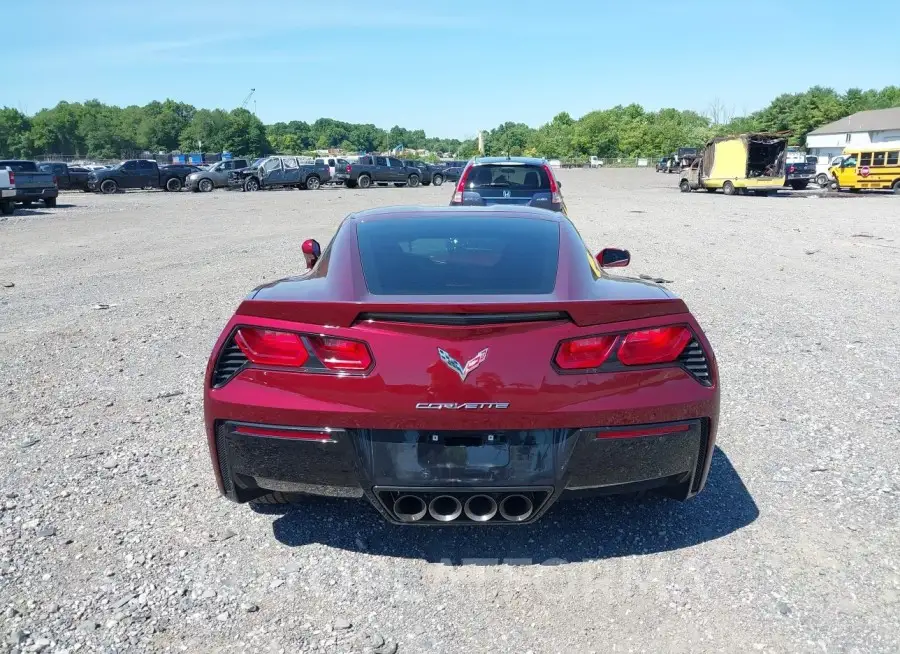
[449, 157, 566, 213]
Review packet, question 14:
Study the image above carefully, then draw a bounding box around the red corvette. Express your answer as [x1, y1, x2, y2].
[203, 206, 719, 525]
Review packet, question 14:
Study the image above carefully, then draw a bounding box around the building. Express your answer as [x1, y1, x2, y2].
[806, 107, 900, 164]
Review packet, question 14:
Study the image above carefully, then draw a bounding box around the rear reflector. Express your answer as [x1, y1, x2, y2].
[234, 328, 309, 367]
[617, 326, 691, 366]
[308, 336, 372, 371]
[233, 425, 336, 441]
[555, 335, 618, 370]
[594, 423, 690, 439]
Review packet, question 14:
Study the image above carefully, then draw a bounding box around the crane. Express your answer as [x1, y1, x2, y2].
[240, 88, 256, 110]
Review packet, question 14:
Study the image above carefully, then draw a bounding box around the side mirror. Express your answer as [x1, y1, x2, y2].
[556, 180, 562, 189]
[596, 248, 630, 268]
[301, 239, 321, 269]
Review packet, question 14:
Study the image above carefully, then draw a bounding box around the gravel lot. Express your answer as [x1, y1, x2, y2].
[1, 170, 898, 653]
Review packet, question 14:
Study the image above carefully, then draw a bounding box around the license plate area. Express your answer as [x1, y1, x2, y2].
[355, 428, 573, 487]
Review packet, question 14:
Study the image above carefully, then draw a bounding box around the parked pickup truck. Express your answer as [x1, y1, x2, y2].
[402, 159, 445, 186]
[229, 156, 332, 191]
[784, 152, 816, 190]
[344, 155, 421, 189]
[0, 160, 59, 214]
[185, 158, 250, 192]
[87, 160, 201, 193]
[38, 162, 91, 191]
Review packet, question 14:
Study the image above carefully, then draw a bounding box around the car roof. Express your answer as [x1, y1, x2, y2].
[471, 156, 547, 166]
[346, 205, 566, 223]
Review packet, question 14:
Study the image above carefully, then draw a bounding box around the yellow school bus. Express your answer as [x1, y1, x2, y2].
[679, 133, 788, 195]
[829, 146, 900, 193]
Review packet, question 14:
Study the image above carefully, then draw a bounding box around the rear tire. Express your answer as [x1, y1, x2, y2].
[305, 175, 320, 190]
[432, 173, 443, 186]
[723, 181, 736, 196]
[357, 174, 372, 189]
[44, 197, 57, 208]
[198, 178, 214, 193]
[165, 177, 182, 192]
[892, 180, 900, 194]
[816, 173, 829, 187]
[0, 201, 13, 216]
[250, 492, 301, 506]
[407, 174, 420, 188]
[100, 179, 118, 194]
[679, 179, 691, 193]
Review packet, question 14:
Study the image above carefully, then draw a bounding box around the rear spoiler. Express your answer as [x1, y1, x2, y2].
[236, 298, 689, 329]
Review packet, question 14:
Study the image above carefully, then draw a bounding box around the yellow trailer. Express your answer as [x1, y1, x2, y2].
[679, 133, 788, 195]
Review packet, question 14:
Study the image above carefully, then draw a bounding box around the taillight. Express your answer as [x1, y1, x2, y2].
[234, 328, 309, 367]
[8, 172, 15, 186]
[789, 165, 795, 173]
[452, 164, 472, 203]
[542, 164, 562, 204]
[308, 336, 372, 371]
[617, 326, 691, 365]
[555, 335, 618, 370]
[346, 164, 351, 173]
[229, 327, 373, 374]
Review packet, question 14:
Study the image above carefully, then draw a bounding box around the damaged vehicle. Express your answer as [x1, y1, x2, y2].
[229, 156, 332, 191]
[679, 133, 787, 195]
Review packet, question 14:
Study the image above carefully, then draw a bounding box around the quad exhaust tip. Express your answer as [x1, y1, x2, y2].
[393, 495, 427, 522]
[428, 495, 463, 522]
[499, 494, 533, 522]
[463, 494, 498, 522]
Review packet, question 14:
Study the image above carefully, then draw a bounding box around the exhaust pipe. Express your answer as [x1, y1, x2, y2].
[463, 494, 498, 522]
[393, 495, 427, 522]
[499, 494, 533, 522]
[428, 495, 463, 522]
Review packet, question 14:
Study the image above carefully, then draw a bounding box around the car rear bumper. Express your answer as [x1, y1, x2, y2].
[1, 187, 58, 201]
[209, 417, 715, 524]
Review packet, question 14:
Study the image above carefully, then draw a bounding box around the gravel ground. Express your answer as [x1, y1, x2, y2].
[1, 170, 898, 654]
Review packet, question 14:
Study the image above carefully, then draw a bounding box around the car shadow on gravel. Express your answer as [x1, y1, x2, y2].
[263, 447, 757, 564]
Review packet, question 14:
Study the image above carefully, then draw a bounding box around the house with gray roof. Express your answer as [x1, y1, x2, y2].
[806, 108, 900, 167]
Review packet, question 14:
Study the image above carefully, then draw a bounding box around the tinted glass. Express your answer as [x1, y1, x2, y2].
[0, 161, 38, 172]
[388, 157, 402, 167]
[860, 153, 872, 166]
[465, 164, 551, 189]
[356, 217, 559, 295]
[887, 151, 899, 165]
[138, 160, 155, 170]
[122, 161, 138, 170]
[375, 156, 387, 166]
[873, 152, 885, 166]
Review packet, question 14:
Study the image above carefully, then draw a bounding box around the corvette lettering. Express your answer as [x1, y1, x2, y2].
[415, 402, 510, 410]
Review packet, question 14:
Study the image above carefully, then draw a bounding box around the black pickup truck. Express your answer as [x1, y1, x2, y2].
[229, 156, 332, 191]
[344, 155, 421, 189]
[784, 155, 817, 190]
[87, 160, 201, 193]
[38, 162, 91, 191]
[402, 159, 445, 186]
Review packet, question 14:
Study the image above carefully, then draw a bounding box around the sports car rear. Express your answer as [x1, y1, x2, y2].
[203, 209, 719, 525]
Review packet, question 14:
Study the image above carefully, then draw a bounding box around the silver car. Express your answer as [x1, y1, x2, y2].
[187, 158, 250, 192]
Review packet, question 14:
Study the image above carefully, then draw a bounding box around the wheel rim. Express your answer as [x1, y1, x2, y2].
[434, 175, 442, 186]
[247, 180, 258, 191]
[101, 181, 115, 194]
[724, 182, 734, 195]
[359, 176, 370, 188]
[167, 179, 180, 191]
[680, 180, 690, 192]
[200, 179, 212, 192]
[410, 176, 419, 187]
[308, 177, 319, 190]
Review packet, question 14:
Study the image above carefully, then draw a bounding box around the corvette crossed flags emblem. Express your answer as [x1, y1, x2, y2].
[437, 348, 489, 382]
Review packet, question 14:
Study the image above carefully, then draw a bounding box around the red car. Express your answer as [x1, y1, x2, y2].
[203, 206, 719, 525]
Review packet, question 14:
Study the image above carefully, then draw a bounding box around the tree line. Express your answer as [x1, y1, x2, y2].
[1, 85, 898, 161]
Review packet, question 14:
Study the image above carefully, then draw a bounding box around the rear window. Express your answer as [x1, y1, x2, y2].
[356, 217, 559, 295]
[0, 161, 38, 172]
[465, 164, 551, 190]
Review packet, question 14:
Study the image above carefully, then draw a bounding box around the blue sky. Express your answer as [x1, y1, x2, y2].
[6, 0, 898, 139]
